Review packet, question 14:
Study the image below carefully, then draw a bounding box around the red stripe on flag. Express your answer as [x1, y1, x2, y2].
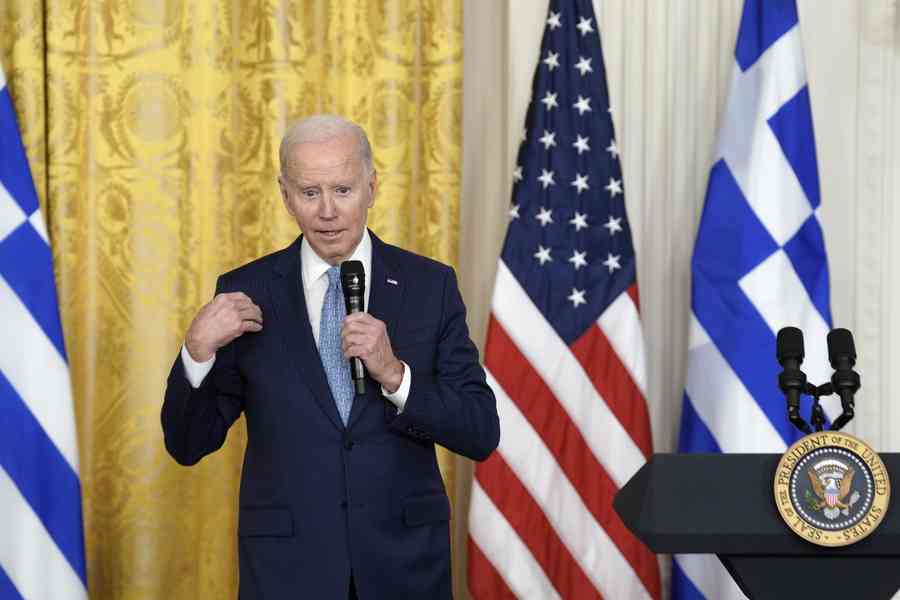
[467, 538, 518, 600]
[627, 283, 640, 311]
[476, 452, 600, 599]
[569, 321, 654, 458]
[486, 317, 661, 599]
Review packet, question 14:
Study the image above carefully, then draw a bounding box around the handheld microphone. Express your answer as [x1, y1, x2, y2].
[340, 260, 367, 395]
[828, 328, 860, 431]
[776, 326, 812, 434]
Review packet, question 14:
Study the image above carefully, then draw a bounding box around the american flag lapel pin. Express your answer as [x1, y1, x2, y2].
[386, 278, 398, 286]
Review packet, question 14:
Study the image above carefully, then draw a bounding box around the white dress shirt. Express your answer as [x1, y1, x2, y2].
[181, 229, 411, 411]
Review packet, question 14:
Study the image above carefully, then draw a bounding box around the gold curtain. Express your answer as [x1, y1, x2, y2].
[1, 1, 462, 597]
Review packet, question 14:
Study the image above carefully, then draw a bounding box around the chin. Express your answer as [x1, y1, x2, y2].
[310, 242, 348, 264]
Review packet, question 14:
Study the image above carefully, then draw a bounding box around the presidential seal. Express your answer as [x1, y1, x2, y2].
[774, 431, 890, 547]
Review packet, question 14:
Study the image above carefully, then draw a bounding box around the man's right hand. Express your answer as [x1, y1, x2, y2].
[185, 292, 263, 362]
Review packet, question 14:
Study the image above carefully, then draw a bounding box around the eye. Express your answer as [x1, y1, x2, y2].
[302, 188, 319, 199]
[335, 186, 351, 195]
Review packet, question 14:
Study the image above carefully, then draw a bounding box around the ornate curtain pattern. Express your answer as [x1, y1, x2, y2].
[1, 1, 462, 597]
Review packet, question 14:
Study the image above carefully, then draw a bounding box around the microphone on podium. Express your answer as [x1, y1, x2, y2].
[827, 328, 860, 431]
[776, 326, 812, 434]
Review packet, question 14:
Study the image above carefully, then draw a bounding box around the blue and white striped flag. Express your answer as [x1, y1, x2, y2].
[673, 1, 833, 598]
[0, 65, 88, 599]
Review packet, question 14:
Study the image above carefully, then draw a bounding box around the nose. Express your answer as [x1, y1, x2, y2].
[319, 194, 337, 219]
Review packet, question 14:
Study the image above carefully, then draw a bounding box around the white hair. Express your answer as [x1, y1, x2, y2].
[279, 114, 374, 176]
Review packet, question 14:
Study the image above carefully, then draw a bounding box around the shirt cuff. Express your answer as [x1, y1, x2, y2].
[381, 361, 411, 413]
[181, 343, 216, 389]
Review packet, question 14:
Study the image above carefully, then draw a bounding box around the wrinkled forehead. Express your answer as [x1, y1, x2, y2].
[283, 138, 366, 185]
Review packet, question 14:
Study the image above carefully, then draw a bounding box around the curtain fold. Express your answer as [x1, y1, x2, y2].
[1, 1, 461, 597]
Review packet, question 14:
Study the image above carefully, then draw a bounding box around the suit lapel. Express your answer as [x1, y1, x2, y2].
[268, 236, 345, 432]
[347, 232, 404, 429]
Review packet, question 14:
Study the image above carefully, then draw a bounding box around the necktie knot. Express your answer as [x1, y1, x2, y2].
[326, 265, 340, 288]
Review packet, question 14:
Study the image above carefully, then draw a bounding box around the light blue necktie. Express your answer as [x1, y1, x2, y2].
[319, 266, 354, 425]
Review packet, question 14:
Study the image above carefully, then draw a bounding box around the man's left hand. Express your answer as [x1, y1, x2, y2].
[341, 313, 404, 393]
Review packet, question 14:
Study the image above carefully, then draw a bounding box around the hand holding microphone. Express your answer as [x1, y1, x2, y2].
[340, 260, 404, 395]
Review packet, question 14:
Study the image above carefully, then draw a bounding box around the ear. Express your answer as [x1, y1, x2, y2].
[278, 175, 295, 216]
[367, 170, 378, 209]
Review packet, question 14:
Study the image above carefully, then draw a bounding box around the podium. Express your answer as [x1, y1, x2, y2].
[614, 454, 900, 599]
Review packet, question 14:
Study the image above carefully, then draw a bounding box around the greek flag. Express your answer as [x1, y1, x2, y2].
[673, 1, 833, 598]
[0, 65, 88, 598]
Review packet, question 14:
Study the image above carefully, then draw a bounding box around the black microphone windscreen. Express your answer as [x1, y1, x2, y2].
[340, 260, 366, 313]
[340, 260, 365, 281]
[827, 328, 856, 366]
[776, 326, 804, 364]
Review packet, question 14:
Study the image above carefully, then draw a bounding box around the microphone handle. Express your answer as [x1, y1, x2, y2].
[345, 293, 367, 394]
[350, 357, 366, 394]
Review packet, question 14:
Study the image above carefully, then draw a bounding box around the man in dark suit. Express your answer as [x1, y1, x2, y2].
[161, 115, 500, 599]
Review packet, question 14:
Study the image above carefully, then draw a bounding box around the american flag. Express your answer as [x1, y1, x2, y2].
[467, 1, 660, 598]
[0, 64, 88, 598]
[673, 1, 832, 598]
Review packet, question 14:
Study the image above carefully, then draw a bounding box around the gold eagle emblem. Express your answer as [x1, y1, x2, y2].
[807, 466, 854, 510]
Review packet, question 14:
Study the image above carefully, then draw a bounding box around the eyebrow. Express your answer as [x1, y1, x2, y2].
[297, 178, 355, 187]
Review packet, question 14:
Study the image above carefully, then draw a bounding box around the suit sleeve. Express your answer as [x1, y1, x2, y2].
[161, 277, 244, 466]
[389, 267, 500, 461]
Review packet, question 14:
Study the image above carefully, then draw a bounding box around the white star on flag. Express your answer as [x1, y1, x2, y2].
[546, 10, 562, 30]
[534, 245, 552, 265]
[541, 91, 559, 111]
[575, 56, 593, 76]
[606, 139, 619, 158]
[605, 177, 623, 197]
[573, 134, 590, 154]
[539, 130, 557, 150]
[509, 204, 520, 219]
[513, 165, 523, 182]
[568, 250, 588, 270]
[576, 16, 594, 36]
[573, 95, 592, 115]
[543, 51, 560, 71]
[570, 211, 589, 231]
[603, 215, 623, 235]
[603, 253, 622, 273]
[535, 207, 554, 226]
[537, 169, 556, 189]
[571, 173, 589, 194]
[568, 287, 587, 307]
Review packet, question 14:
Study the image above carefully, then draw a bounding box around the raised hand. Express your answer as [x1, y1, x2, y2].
[185, 292, 263, 362]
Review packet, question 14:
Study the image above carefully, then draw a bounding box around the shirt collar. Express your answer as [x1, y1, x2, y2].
[301, 229, 372, 290]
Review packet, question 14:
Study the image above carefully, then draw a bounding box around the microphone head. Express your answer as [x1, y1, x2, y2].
[776, 327, 804, 365]
[827, 328, 857, 368]
[340, 260, 366, 295]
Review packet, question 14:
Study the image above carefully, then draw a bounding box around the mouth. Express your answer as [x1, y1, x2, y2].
[317, 229, 344, 239]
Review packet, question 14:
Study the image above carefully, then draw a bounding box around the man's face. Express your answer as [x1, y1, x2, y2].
[279, 133, 376, 265]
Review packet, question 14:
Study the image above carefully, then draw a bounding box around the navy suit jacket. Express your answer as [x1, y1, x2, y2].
[162, 232, 500, 599]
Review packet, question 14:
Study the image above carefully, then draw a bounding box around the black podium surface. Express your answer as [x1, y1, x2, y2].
[615, 454, 900, 599]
